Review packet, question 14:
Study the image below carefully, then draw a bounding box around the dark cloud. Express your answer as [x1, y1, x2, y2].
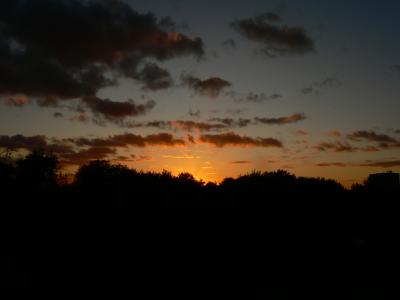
[61, 146, 116, 166]
[0, 134, 73, 155]
[134, 63, 174, 91]
[187, 134, 195, 144]
[0, 0, 203, 103]
[127, 119, 235, 132]
[125, 120, 171, 130]
[0, 132, 185, 166]
[254, 113, 306, 125]
[222, 38, 236, 48]
[208, 118, 252, 128]
[158, 16, 189, 32]
[361, 160, 400, 168]
[346, 130, 400, 151]
[315, 141, 357, 152]
[316, 162, 348, 167]
[200, 132, 282, 148]
[172, 120, 228, 132]
[126, 114, 305, 131]
[82, 96, 155, 121]
[113, 154, 152, 162]
[301, 77, 341, 95]
[0, 134, 47, 151]
[181, 75, 232, 98]
[245, 92, 282, 103]
[231, 160, 252, 164]
[228, 91, 282, 103]
[231, 13, 314, 57]
[53, 112, 64, 118]
[0, 43, 110, 100]
[71, 133, 185, 148]
[348, 130, 398, 144]
[316, 160, 400, 168]
[301, 87, 314, 95]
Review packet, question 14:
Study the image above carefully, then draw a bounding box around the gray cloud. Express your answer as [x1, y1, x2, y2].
[81, 96, 155, 122]
[181, 74, 232, 98]
[222, 38, 236, 49]
[231, 13, 315, 57]
[254, 113, 306, 125]
[301, 77, 341, 95]
[200, 132, 283, 148]
[0, 0, 204, 110]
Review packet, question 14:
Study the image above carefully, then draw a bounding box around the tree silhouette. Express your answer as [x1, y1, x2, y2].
[16, 150, 59, 192]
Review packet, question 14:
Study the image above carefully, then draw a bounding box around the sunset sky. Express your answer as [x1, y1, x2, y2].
[1, 0, 399, 186]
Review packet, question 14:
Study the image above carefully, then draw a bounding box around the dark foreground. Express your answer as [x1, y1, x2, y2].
[1, 151, 399, 297]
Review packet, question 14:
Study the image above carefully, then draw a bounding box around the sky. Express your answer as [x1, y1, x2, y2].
[1, 0, 400, 186]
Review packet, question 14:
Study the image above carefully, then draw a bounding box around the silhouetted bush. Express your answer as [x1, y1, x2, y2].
[2, 150, 398, 295]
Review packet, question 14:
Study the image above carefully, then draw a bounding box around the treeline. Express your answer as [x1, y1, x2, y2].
[1, 150, 398, 295]
[1, 150, 397, 202]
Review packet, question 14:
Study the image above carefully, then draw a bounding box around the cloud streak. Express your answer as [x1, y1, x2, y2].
[231, 13, 315, 57]
[181, 75, 232, 98]
[254, 113, 306, 125]
[200, 132, 282, 148]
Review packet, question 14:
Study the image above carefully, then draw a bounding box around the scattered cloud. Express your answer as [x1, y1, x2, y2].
[53, 112, 64, 118]
[231, 13, 315, 57]
[71, 133, 185, 148]
[231, 160, 252, 164]
[222, 38, 236, 49]
[135, 63, 174, 91]
[61, 146, 116, 165]
[162, 154, 200, 159]
[346, 130, 400, 151]
[228, 91, 282, 103]
[361, 160, 400, 168]
[181, 74, 232, 98]
[81, 96, 155, 122]
[125, 113, 307, 131]
[348, 130, 398, 144]
[158, 16, 189, 32]
[0, 134, 48, 151]
[315, 141, 357, 152]
[254, 113, 306, 125]
[316, 162, 349, 167]
[208, 117, 252, 128]
[200, 132, 282, 148]
[171, 120, 227, 132]
[316, 160, 400, 168]
[301, 77, 341, 95]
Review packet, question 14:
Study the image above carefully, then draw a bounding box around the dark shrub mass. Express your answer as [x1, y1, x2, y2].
[1, 151, 398, 296]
